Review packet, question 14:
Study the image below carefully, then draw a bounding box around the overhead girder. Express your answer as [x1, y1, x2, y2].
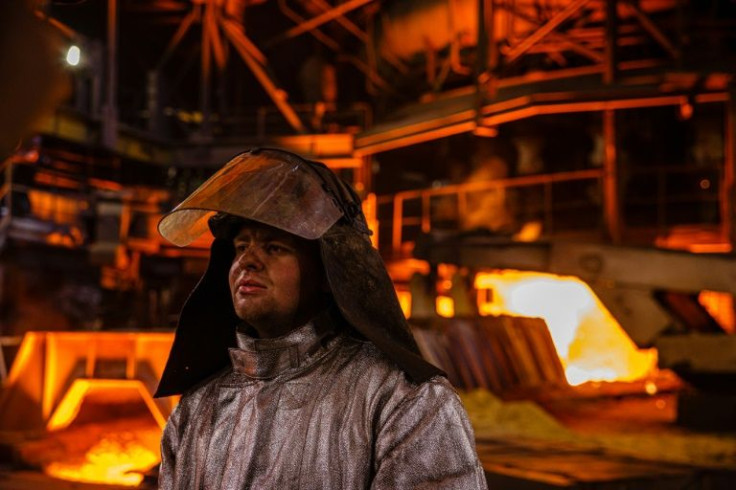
[274, 0, 396, 93]
[267, 0, 376, 45]
[354, 82, 730, 156]
[378, 0, 683, 90]
[153, 0, 307, 134]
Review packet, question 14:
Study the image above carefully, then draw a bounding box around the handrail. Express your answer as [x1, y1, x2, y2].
[379, 168, 605, 256]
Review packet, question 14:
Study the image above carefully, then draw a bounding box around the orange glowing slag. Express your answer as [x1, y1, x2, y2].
[474, 270, 658, 385]
[45, 434, 159, 487]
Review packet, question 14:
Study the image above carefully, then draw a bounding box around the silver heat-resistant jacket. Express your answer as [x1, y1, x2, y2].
[159, 322, 487, 489]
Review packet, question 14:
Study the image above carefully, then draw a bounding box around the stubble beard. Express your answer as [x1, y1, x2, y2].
[235, 296, 298, 338]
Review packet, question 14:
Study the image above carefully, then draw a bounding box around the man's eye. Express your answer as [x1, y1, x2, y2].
[234, 243, 248, 253]
[266, 244, 287, 254]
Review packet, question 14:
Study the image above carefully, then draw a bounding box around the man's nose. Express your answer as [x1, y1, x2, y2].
[237, 246, 265, 271]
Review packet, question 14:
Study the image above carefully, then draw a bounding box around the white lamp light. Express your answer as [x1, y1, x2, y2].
[66, 45, 81, 66]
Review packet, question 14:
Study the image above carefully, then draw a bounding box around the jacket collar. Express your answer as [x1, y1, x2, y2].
[229, 315, 336, 379]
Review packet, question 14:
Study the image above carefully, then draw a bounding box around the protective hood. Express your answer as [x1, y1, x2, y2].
[155, 148, 443, 397]
[159, 150, 343, 244]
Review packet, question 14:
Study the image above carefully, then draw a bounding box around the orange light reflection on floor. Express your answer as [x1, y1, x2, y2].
[474, 270, 658, 385]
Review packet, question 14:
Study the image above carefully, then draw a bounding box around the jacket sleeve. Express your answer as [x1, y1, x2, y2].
[370, 378, 488, 489]
[158, 404, 181, 490]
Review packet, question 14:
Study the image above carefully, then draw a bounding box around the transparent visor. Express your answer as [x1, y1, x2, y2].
[158, 151, 343, 246]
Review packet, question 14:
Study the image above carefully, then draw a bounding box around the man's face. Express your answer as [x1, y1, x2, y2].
[228, 222, 324, 338]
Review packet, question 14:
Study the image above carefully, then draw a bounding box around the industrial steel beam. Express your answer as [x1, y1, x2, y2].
[624, 0, 679, 59]
[157, 8, 198, 68]
[221, 19, 307, 133]
[220, 17, 267, 65]
[275, 0, 394, 93]
[269, 0, 376, 44]
[505, 0, 592, 63]
[497, 4, 604, 64]
[603, 109, 620, 243]
[102, 0, 119, 149]
[724, 89, 736, 246]
[278, 0, 340, 51]
[207, 4, 227, 70]
[355, 88, 729, 156]
[305, 0, 409, 74]
[200, 3, 212, 137]
[604, 0, 618, 84]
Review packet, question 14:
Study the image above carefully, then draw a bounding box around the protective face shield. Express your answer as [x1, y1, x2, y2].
[155, 148, 442, 397]
[158, 150, 344, 245]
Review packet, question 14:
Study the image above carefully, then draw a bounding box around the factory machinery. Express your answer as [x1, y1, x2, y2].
[413, 233, 736, 428]
[1, 0, 736, 488]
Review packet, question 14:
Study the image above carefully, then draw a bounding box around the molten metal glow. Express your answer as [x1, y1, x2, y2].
[436, 296, 455, 318]
[45, 434, 158, 487]
[699, 290, 735, 333]
[47, 379, 168, 432]
[475, 270, 657, 385]
[397, 290, 412, 318]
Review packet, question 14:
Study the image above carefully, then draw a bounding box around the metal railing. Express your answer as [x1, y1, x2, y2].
[377, 168, 605, 257]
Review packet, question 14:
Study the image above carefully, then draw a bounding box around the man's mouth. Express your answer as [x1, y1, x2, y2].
[237, 278, 267, 294]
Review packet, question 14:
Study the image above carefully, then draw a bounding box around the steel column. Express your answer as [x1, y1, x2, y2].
[200, 3, 212, 138]
[604, 0, 618, 84]
[603, 109, 621, 243]
[723, 92, 736, 246]
[102, 0, 118, 149]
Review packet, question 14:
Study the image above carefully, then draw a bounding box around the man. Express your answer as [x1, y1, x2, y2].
[155, 148, 487, 489]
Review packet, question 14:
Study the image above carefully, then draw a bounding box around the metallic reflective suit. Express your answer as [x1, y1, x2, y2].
[159, 322, 487, 489]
